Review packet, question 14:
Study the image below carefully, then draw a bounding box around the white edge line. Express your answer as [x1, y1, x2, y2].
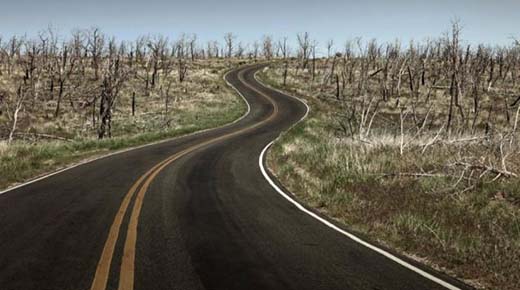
[0, 67, 251, 195]
[254, 66, 461, 290]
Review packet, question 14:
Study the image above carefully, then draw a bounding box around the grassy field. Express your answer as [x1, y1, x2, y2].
[0, 59, 248, 190]
[258, 62, 520, 290]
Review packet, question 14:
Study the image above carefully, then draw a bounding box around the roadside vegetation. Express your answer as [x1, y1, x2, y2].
[2, 23, 518, 289]
[258, 24, 520, 290]
[0, 29, 250, 190]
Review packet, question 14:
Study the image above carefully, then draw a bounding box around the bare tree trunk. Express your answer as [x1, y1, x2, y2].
[132, 91, 136, 116]
[8, 85, 25, 144]
[447, 74, 455, 133]
[54, 79, 64, 117]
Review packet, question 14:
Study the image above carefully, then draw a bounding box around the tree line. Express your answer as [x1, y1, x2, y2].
[1, 24, 520, 145]
[277, 22, 520, 183]
[0, 28, 282, 142]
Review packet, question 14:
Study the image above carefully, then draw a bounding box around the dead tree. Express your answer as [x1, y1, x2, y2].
[98, 54, 127, 139]
[297, 32, 311, 71]
[87, 28, 105, 80]
[311, 40, 318, 81]
[326, 39, 334, 59]
[1, 84, 27, 144]
[263, 35, 273, 60]
[54, 43, 78, 117]
[2, 36, 23, 76]
[252, 41, 260, 61]
[278, 37, 290, 86]
[188, 34, 197, 61]
[148, 36, 168, 89]
[446, 20, 466, 133]
[176, 37, 188, 83]
[224, 33, 235, 58]
[159, 50, 175, 126]
[235, 42, 246, 58]
[206, 40, 220, 59]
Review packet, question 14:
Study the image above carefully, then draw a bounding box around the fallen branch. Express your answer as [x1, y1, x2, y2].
[13, 132, 74, 142]
[450, 161, 518, 178]
[421, 124, 444, 153]
[444, 136, 487, 144]
[375, 172, 458, 178]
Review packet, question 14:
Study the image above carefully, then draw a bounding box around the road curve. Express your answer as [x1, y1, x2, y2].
[0, 64, 472, 290]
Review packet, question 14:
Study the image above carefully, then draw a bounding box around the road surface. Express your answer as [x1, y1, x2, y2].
[0, 64, 472, 290]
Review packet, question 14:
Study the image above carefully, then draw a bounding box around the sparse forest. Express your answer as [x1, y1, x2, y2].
[0, 28, 260, 188]
[0, 28, 245, 142]
[285, 23, 520, 184]
[0, 28, 284, 145]
[259, 23, 520, 290]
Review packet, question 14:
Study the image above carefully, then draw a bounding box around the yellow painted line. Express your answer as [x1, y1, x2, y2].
[117, 67, 278, 290]
[90, 66, 278, 290]
[89, 154, 180, 290]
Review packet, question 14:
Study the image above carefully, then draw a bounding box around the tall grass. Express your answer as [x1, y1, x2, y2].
[0, 62, 247, 190]
[260, 65, 520, 290]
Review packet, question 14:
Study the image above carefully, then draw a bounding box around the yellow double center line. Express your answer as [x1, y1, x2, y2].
[90, 67, 278, 290]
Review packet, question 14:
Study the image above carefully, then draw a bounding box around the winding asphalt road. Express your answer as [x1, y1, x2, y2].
[0, 64, 472, 290]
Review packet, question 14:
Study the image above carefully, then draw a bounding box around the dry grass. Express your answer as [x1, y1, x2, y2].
[259, 63, 520, 290]
[0, 59, 248, 190]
